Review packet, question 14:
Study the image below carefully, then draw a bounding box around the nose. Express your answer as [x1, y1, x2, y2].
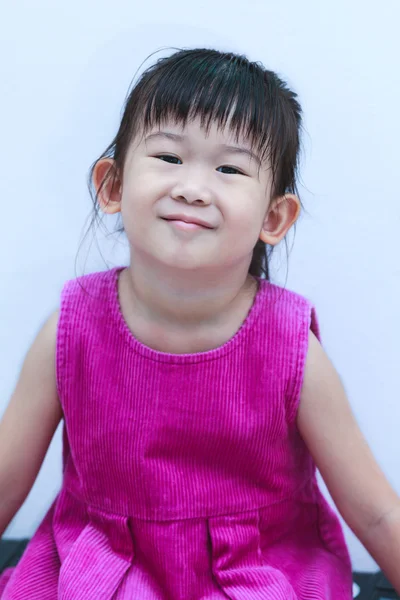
[170, 171, 213, 205]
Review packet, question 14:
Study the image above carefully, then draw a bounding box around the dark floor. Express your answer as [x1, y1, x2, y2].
[0, 539, 398, 599]
[353, 570, 399, 599]
[0, 539, 30, 571]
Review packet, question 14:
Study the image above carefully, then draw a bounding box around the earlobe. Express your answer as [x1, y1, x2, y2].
[92, 158, 122, 214]
[259, 193, 301, 246]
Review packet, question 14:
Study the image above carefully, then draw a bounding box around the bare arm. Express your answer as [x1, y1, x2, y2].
[0, 311, 63, 537]
[298, 331, 400, 592]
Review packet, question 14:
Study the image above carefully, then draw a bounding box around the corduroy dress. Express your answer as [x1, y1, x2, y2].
[0, 267, 353, 599]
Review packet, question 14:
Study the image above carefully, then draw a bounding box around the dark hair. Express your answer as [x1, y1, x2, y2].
[87, 47, 303, 280]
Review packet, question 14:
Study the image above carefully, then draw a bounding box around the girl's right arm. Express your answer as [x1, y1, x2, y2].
[0, 310, 63, 538]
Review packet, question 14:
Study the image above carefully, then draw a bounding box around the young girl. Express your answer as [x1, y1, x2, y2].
[0, 47, 399, 600]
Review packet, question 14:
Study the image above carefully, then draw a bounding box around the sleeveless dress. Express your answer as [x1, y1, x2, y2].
[0, 267, 353, 599]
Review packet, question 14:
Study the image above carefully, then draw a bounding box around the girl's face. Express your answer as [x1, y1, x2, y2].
[97, 117, 296, 273]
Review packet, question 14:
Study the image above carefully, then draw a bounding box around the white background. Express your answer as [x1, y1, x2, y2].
[1, 0, 399, 574]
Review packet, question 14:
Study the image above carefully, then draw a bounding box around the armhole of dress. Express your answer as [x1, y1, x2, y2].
[286, 300, 321, 425]
[55, 280, 72, 408]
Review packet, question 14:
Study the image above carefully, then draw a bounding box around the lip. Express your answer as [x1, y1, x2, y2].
[161, 214, 214, 229]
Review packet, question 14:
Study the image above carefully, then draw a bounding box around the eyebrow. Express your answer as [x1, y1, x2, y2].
[144, 131, 262, 166]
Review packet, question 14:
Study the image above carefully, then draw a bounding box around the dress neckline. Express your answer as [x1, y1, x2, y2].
[108, 266, 267, 364]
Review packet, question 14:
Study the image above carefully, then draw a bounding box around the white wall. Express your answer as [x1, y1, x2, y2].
[1, 0, 399, 574]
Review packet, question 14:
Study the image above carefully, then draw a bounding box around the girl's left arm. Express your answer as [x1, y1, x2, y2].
[297, 331, 400, 592]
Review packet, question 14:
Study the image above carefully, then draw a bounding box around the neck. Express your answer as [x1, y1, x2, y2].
[121, 259, 257, 330]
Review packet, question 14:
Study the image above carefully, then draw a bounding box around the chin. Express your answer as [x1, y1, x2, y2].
[158, 251, 216, 271]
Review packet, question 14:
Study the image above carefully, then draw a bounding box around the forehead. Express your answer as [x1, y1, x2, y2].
[144, 114, 249, 145]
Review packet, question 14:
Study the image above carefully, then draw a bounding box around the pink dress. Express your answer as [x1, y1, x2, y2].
[0, 267, 353, 599]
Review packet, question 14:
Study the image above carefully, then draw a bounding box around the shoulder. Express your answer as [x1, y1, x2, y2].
[257, 280, 322, 422]
[55, 269, 123, 379]
[57, 266, 123, 318]
[56, 266, 123, 349]
[258, 279, 320, 340]
[259, 278, 314, 310]
[61, 266, 121, 298]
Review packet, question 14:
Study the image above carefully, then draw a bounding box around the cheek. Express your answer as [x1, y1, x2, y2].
[118, 190, 146, 243]
[120, 176, 153, 217]
[225, 198, 265, 238]
[121, 167, 167, 209]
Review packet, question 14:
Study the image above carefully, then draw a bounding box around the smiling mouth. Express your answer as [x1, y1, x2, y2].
[162, 219, 210, 231]
[161, 217, 214, 231]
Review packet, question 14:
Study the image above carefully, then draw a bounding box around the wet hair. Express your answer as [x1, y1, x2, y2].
[87, 47, 303, 280]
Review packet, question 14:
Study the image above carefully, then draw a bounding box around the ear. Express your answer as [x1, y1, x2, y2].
[259, 193, 300, 246]
[92, 158, 122, 214]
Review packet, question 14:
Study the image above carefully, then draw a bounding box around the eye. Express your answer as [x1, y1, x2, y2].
[217, 166, 245, 175]
[155, 154, 182, 164]
[154, 155, 245, 175]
